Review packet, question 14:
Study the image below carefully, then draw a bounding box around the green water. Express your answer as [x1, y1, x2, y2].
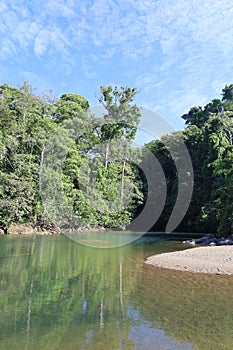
[0, 233, 232, 350]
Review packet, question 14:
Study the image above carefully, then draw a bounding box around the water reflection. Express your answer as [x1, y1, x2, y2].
[137, 264, 233, 350]
[0, 235, 232, 350]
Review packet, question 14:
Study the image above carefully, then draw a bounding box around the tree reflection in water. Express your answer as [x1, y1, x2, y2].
[0, 235, 232, 350]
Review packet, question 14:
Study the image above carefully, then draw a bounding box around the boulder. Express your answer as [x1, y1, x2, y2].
[8, 224, 35, 235]
[183, 234, 233, 246]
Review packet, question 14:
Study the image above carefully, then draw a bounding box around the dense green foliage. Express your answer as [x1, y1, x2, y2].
[0, 82, 233, 236]
[0, 83, 143, 233]
[147, 84, 233, 236]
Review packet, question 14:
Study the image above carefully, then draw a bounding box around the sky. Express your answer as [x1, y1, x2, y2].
[1, 0, 233, 131]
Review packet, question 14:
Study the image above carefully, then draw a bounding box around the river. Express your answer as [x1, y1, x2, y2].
[0, 233, 232, 349]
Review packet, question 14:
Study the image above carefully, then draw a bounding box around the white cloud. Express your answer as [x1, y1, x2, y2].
[1, 0, 233, 64]
[0, 2, 7, 12]
[0, 38, 16, 59]
[1, 0, 233, 126]
[34, 30, 49, 57]
[82, 61, 96, 79]
[44, 0, 77, 20]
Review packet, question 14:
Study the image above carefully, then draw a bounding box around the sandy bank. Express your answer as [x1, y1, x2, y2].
[145, 246, 233, 275]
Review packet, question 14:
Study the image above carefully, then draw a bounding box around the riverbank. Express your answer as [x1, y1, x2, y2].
[0, 224, 106, 235]
[145, 246, 233, 275]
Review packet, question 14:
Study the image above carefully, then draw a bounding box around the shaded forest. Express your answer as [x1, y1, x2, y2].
[0, 82, 233, 236]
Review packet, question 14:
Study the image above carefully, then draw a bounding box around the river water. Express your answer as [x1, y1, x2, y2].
[0, 233, 232, 350]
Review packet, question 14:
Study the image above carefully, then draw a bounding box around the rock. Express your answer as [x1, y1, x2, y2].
[216, 240, 233, 246]
[112, 225, 126, 231]
[8, 224, 35, 235]
[183, 234, 233, 246]
[194, 234, 216, 245]
[189, 240, 196, 246]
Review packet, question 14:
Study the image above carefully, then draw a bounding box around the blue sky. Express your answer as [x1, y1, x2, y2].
[1, 0, 233, 131]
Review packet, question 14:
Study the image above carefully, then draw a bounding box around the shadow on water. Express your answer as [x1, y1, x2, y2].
[0, 234, 232, 349]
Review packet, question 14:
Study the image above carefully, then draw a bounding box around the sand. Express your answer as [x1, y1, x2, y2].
[145, 246, 233, 275]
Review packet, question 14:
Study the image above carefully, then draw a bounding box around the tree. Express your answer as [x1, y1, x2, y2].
[98, 86, 141, 167]
[222, 84, 233, 102]
[0, 83, 58, 232]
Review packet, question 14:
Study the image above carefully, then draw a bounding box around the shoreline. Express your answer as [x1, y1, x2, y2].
[145, 246, 233, 275]
[0, 224, 107, 236]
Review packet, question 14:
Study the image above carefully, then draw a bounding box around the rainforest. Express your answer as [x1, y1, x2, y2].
[1, 82, 233, 236]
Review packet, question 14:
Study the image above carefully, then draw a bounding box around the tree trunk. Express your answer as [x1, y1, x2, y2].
[39, 144, 45, 193]
[104, 141, 110, 169]
[121, 159, 126, 201]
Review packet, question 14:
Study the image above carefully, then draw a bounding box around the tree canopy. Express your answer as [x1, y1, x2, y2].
[0, 82, 233, 236]
[0, 83, 142, 233]
[147, 84, 233, 236]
